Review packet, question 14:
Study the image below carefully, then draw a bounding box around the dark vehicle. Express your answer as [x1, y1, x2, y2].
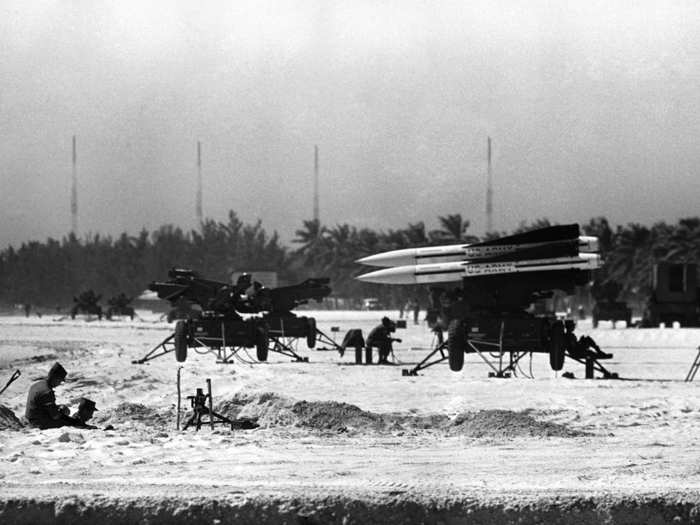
[590, 279, 632, 328]
[592, 301, 632, 328]
[105, 293, 135, 320]
[71, 290, 103, 320]
[640, 263, 700, 327]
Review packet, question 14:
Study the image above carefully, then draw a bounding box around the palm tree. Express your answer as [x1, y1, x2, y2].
[293, 219, 325, 254]
[430, 214, 479, 243]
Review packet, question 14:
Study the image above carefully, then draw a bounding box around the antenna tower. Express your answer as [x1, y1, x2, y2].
[486, 136, 493, 234]
[196, 141, 203, 224]
[71, 135, 78, 235]
[313, 145, 319, 223]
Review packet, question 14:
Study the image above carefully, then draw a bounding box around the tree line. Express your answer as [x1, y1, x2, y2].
[0, 210, 698, 311]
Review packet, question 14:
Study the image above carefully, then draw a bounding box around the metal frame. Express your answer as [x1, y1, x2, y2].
[132, 326, 260, 365]
[686, 346, 700, 382]
[403, 324, 533, 377]
[132, 333, 176, 364]
[268, 336, 309, 362]
[313, 328, 346, 353]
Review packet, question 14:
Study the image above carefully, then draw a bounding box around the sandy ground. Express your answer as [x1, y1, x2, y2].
[1, 311, 700, 523]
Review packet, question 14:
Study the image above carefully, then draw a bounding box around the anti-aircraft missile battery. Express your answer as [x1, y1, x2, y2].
[134, 269, 336, 364]
[356, 224, 613, 377]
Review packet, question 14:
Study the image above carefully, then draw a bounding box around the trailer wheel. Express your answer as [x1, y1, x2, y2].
[306, 317, 317, 349]
[548, 321, 565, 371]
[447, 319, 466, 372]
[256, 327, 269, 362]
[174, 320, 188, 362]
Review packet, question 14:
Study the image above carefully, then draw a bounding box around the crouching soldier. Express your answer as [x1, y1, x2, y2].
[366, 317, 402, 364]
[25, 362, 78, 429]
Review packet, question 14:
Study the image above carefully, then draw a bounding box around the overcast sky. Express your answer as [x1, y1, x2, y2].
[1, 0, 699, 249]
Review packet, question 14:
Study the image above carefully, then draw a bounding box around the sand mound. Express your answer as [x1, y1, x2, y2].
[447, 409, 583, 438]
[216, 391, 297, 427]
[0, 404, 24, 430]
[291, 400, 384, 431]
[215, 392, 582, 437]
[93, 402, 172, 429]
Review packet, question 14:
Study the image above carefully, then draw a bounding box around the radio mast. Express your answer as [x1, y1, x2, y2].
[71, 135, 78, 236]
[486, 136, 493, 234]
[196, 141, 203, 225]
[313, 145, 319, 223]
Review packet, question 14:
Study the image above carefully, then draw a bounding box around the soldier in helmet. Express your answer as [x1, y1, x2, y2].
[366, 317, 402, 364]
[25, 362, 78, 429]
[71, 397, 99, 429]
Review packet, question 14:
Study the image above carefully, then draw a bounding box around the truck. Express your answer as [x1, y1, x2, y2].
[640, 263, 700, 327]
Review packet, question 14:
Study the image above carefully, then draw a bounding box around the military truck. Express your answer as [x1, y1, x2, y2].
[640, 263, 700, 327]
[590, 280, 632, 328]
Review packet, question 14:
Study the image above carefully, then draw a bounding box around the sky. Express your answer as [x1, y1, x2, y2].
[1, 0, 699, 249]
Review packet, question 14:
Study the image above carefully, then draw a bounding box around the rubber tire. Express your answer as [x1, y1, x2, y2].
[447, 319, 466, 372]
[256, 327, 269, 362]
[174, 320, 188, 363]
[548, 321, 565, 371]
[306, 317, 317, 349]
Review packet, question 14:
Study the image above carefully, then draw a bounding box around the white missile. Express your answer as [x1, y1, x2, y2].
[356, 253, 602, 285]
[356, 236, 599, 268]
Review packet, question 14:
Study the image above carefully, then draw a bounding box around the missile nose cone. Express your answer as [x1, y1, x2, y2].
[357, 249, 416, 268]
[356, 266, 417, 285]
[355, 254, 382, 266]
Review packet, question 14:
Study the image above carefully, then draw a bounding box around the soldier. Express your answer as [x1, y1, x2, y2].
[412, 297, 421, 325]
[71, 397, 98, 429]
[25, 362, 80, 429]
[366, 317, 402, 364]
[564, 320, 612, 360]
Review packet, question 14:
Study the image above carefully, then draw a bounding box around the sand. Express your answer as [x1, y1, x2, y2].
[1, 312, 699, 523]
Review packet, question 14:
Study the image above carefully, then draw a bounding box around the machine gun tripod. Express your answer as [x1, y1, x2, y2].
[182, 379, 234, 431]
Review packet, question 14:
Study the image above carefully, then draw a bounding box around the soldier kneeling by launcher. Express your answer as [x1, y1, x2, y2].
[366, 317, 402, 364]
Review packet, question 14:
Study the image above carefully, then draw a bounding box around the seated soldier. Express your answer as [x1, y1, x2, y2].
[366, 317, 402, 364]
[25, 362, 83, 429]
[564, 320, 612, 360]
[71, 397, 99, 429]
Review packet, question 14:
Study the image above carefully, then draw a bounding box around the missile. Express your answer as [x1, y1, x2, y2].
[356, 236, 599, 268]
[356, 253, 602, 285]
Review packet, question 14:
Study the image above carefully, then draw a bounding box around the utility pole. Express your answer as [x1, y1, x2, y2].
[71, 135, 78, 236]
[486, 136, 493, 234]
[313, 145, 319, 224]
[196, 140, 203, 225]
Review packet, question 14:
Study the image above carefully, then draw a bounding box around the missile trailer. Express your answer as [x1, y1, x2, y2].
[359, 224, 614, 377]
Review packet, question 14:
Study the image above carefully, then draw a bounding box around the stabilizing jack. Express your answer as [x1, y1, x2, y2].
[686, 346, 700, 382]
